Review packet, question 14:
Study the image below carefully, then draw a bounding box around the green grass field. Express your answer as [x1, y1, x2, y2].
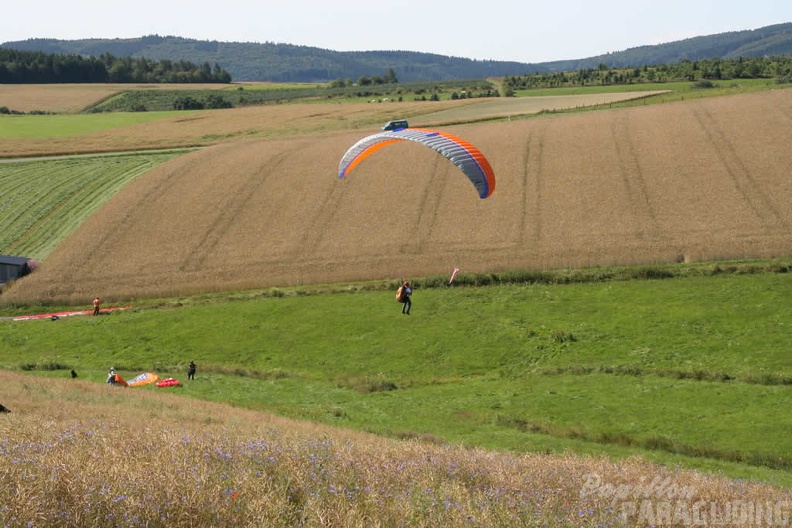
[0, 152, 183, 259]
[0, 111, 195, 138]
[3, 269, 790, 487]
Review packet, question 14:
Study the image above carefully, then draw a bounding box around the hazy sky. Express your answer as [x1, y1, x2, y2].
[2, 0, 790, 63]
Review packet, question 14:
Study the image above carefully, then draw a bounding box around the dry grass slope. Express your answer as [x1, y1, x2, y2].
[1, 370, 789, 527]
[6, 89, 792, 304]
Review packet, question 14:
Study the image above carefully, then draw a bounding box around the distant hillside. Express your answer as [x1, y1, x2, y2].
[2, 23, 791, 82]
[542, 22, 792, 71]
[0, 36, 536, 83]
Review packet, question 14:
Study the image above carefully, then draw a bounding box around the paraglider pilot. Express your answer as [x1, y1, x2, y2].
[188, 361, 196, 380]
[401, 281, 412, 315]
[106, 367, 116, 384]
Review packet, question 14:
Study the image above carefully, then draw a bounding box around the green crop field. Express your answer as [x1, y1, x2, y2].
[0, 152, 184, 259]
[0, 111, 192, 138]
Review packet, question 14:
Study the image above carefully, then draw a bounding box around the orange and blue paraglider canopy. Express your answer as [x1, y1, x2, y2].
[127, 372, 159, 387]
[338, 128, 495, 199]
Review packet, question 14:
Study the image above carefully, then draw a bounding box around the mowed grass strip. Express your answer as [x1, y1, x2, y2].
[0, 152, 183, 259]
[3, 272, 790, 485]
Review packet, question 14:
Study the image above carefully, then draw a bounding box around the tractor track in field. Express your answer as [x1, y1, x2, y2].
[295, 181, 347, 259]
[521, 126, 546, 246]
[410, 156, 445, 254]
[515, 129, 531, 246]
[692, 105, 787, 233]
[610, 112, 661, 241]
[293, 162, 349, 260]
[75, 156, 190, 262]
[178, 144, 307, 273]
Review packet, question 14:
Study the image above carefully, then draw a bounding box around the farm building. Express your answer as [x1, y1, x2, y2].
[0, 255, 35, 286]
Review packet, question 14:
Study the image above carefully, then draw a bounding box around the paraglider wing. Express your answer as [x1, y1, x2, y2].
[338, 128, 495, 198]
[127, 372, 159, 387]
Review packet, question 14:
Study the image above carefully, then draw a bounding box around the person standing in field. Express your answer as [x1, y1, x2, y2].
[106, 367, 116, 384]
[92, 297, 101, 316]
[188, 361, 196, 380]
[400, 281, 412, 315]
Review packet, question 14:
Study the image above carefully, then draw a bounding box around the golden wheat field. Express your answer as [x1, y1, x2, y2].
[5, 88, 792, 304]
[417, 90, 669, 122]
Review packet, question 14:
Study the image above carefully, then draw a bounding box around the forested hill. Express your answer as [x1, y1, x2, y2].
[0, 37, 531, 83]
[541, 22, 792, 72]
[2, 22, 791, 83]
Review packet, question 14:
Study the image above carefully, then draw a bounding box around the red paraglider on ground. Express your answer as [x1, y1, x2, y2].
[13, 306, 132, 321]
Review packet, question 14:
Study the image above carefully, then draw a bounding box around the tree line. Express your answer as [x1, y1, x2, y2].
[503, 56, 792, 91]
[328, 68, 399, 88]
[0, 49, 232, 84]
